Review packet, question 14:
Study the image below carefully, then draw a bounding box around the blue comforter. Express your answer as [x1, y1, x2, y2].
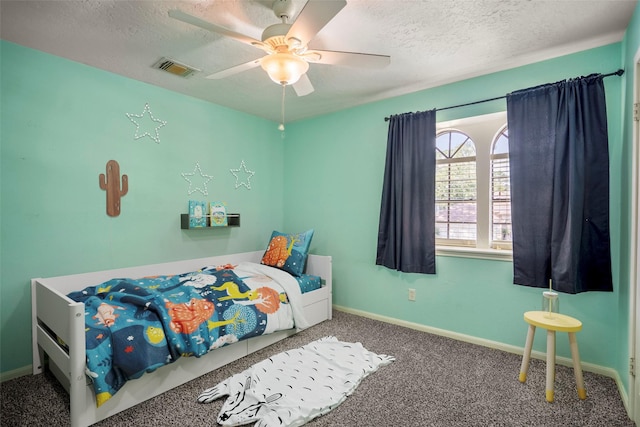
[67, 262, 308, 407]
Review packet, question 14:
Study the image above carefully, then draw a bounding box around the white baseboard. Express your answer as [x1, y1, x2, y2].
[0, 365, 32, 383]
[334, 305, 629, 413]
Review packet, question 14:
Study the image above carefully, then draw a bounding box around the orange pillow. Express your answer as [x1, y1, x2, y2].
[260, 229, 314, 277]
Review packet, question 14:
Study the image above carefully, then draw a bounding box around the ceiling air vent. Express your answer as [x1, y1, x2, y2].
[152, 57, 200, 78]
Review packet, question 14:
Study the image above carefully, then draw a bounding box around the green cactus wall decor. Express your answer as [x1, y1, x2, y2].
[99, 160, 128, 217]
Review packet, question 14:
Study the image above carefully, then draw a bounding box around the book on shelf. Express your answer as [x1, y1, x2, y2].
[209, 201, 227, 227]
[188, 200, 207, 228]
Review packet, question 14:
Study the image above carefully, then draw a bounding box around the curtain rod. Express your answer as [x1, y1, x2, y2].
[383, 69, 624, 122]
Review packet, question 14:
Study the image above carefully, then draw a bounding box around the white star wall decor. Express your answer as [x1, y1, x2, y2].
[126, 103, 167, 143]
[230, 160, 255, 190]
[182, 162, 213, 195]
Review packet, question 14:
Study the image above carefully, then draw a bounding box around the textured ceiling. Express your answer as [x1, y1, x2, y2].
[0, 0, 636, 124]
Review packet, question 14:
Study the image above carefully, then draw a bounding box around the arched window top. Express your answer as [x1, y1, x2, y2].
[436, 130, 476, 160]
[491, 126, 509, 155]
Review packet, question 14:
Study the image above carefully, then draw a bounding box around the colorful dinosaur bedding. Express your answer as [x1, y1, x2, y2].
[67, 261, 310, 407]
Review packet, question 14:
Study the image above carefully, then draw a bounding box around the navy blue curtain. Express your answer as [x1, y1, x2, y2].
[376, 110, 436, 274]
[506, 74, 613, 294]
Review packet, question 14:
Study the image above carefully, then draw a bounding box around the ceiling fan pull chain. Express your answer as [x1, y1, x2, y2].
[279, 84, 286, 132]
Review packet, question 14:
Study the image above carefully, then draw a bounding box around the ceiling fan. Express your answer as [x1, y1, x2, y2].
[168, 0, 390, 97]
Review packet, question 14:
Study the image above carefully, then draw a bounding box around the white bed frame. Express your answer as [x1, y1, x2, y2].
[31, 251, 332, 427]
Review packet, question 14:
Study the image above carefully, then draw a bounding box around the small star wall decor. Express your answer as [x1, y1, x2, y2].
[126, 103, 167, 143]
[182, 162, 213, 195]
[230, 160, 255, 190]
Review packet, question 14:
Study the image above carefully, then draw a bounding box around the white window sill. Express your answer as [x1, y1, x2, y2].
[436, 246, 513, 261]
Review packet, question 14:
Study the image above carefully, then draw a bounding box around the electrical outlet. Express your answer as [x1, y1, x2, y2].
[408, 288, 416, 301]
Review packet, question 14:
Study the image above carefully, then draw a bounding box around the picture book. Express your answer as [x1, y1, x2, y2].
[209, 201, 227, 227]
[188, 200, 207, 228]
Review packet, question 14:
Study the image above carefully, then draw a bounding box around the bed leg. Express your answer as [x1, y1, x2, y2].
[69, 376, 88, 427]
[34, 345, 46, 374]
[31, 279, 42, 375]
[69, 305, 89, 427]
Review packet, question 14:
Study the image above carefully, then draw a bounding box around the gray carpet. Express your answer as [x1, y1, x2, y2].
[1, 310, 635, 426]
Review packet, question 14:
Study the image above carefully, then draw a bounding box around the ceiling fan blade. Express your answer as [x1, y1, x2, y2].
[292, 73, 314, 96]
[206, 59, 262, 79]
[305, 49, 390, 68]
[168, 10, 268, 52]
[286, 0, 347, 47]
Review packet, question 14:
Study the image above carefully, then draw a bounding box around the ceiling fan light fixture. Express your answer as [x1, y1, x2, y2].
[260, 52, 309, 85]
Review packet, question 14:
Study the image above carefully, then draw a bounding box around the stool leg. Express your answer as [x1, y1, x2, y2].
[568, 332, 587, 399]
[519, 325, 536, 382]
[545, 330, 555, 403]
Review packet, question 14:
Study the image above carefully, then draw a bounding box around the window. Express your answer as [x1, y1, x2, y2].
[435, 112, 511, 259]
[491, 127, 512, 249]
[435, 131, 477, 246]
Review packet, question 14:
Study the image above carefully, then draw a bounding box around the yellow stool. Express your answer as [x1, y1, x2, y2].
[518, 311, 586, 403]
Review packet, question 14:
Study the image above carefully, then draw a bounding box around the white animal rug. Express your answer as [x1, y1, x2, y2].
[198, 336, 395, 427]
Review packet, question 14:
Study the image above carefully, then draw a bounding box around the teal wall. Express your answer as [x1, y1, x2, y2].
[1, 7, 638, 402]
[283, 42, 630, 381]
[0, 41, 286, 373]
